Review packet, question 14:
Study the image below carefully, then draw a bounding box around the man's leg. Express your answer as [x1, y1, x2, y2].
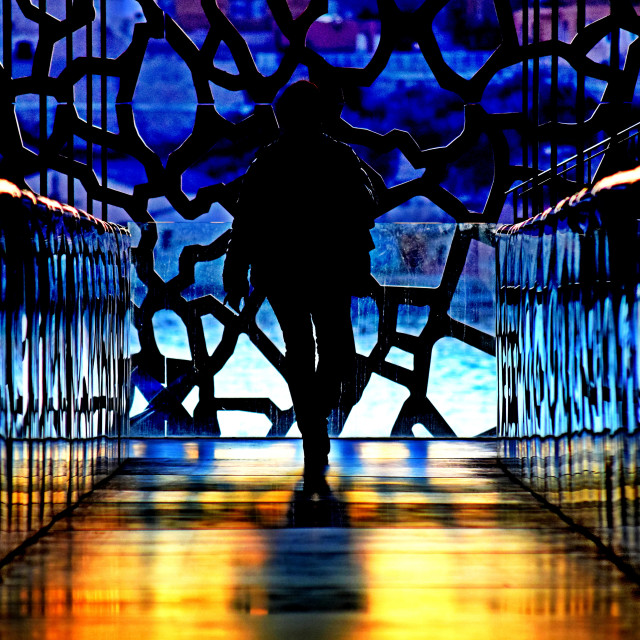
[267, 293, 330, 466]
[311, 292, 357, 423]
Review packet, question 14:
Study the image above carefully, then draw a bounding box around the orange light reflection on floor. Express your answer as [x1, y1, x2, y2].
[1, 440, 638, 640]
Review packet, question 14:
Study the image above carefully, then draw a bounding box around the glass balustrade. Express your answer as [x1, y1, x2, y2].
[0, 186, 131, 560]
[496, 173, 640, 572]
[129, 222, 498, 439]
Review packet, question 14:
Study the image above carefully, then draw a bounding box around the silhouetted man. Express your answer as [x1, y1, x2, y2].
[223, 80, 378, 471]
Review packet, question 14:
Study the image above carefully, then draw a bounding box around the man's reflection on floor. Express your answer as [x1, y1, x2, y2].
[277, 471, 364, 616]
[232, 470, 365, 624]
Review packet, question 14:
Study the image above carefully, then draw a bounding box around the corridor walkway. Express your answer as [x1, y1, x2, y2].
[0, 439, 638, 639]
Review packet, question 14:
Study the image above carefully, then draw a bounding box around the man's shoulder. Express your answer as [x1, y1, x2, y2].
[250, 132, 359, 168]
[252, 138, 282, 162]
[312, 134, 368, 175]
[318, 132, 357, 154]
[242, 139, 287, 181]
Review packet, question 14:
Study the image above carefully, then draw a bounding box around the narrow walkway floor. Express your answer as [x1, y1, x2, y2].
[0, 439, 638, 640]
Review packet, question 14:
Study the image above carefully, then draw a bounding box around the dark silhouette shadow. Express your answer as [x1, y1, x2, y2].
[234, 472, 364, 622]
[223, 80, 379, 467]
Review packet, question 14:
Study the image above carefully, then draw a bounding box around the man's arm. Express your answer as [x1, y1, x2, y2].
[357, 158, 385, 223]
[222, 161, 261, 311]
[339, 146, 380, 234]
[222, 223, 250, 312]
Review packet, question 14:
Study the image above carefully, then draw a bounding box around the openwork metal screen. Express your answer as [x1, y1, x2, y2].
[1, 0, 639, 437]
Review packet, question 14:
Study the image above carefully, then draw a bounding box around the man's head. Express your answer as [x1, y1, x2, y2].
[276, 80, 324, 132]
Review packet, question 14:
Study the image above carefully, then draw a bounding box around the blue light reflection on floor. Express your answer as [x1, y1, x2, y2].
[128, 437, 498, 462]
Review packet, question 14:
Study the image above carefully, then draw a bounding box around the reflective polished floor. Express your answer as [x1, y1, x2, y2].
[1, 439, 639, 639]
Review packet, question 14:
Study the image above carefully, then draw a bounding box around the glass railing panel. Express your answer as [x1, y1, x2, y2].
[496, 171, 640, 574]
[129, 222, 497, 438]
[0, 183, 130, 562]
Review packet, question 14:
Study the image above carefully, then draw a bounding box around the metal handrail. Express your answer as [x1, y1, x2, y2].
[507, 122, 640, 222]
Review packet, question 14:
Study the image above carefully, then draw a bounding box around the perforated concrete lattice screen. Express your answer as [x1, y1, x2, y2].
[2, 0, 639, 436]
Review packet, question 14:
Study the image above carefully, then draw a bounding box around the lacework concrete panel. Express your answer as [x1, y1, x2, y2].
[2, 0, 640, 436]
